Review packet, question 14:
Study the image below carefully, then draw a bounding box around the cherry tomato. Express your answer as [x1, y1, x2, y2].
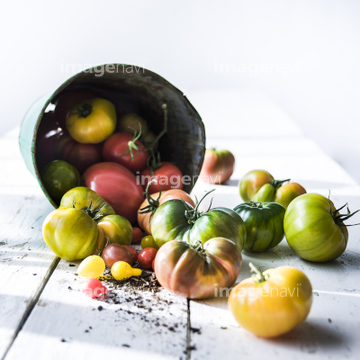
[140, 162, 183, 193]
[123, 245, 138, 264]
[41, 160, 80, 204]
[78, 255, 105, 278]
[82, 278, 108, 299]
[61, 139, 102, 174]
[228, 263, 312, 337]
[66, 98, 117, 144]
[138, 248, 158, 269]
[141, 235, 158, 249]
[199, 148, 235, 184]
[102, 244, 134, 268]
[111, 261, 142, 281]
[102, 132, 149, 173]
[83, 162, 145, 223]
[131, 227, 143, 244]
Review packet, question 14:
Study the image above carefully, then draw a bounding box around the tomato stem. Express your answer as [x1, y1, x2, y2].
[76, 102, 93, 118]
[332, 202, 360, 226]
[184, 189, 215, 224]
[249, 262, 269, 283]
[270, 178, 290, 191]
[139, 180, 162, 220]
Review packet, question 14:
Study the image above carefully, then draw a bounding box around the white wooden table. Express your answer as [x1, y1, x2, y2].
[1, 89, 360, 360]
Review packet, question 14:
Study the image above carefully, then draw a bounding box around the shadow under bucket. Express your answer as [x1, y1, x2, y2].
[19, 64, 206, 208]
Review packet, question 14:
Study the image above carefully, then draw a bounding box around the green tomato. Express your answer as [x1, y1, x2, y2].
[42, 208, 99, 261]
[284, 193, 350, 262]
[233, 202, 285, 251]
[41, 160, 80, 204]
[59, 186, 115, 219]
[141, 235, 159, 249]
[151, 199, 246, 250]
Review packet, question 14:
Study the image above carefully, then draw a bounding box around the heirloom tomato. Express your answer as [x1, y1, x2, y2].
[61, 139, 102, 174]
[131, 227, 143, 244]
[82, 162, 145, 223]
[234, 202, 285, 251]
[138, 247, 158, 269]
[42, 207, 99, 261]
[151, 195, 246, 250]
[111, 261, 142, 281]
[154, 237, 242, 299]
[229, 263, 312, 337]
[97, 214, 132, 245]
[199, 148, 235, 184]
[66, 98, 116, 144]
[102, 244, 134, 268]
[137, 188, 195, 234]
[41, 160, 80, 204]
[239, 169, 306, 208]
[140, 162, 183, 193]
[117, 113, 149, 136]
[78, 255, 105, 278]
[284, 193, 357, 262]
[102, 132, 149, 173]
[59, 186, 115, 219]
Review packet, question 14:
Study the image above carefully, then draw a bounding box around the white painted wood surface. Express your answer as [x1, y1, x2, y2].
[1, 90, 359, 360]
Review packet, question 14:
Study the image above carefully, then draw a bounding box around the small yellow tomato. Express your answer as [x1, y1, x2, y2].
[78, 255, 106, 278]
[66, 98, 116, 144]
[111, 261, 142, 281]
[228, 263, 312, 338]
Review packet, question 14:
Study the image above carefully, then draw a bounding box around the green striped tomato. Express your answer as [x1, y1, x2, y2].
[234, 202, 285, 251]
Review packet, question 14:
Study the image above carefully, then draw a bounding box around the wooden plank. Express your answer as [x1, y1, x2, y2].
[4, 258, 189, 360]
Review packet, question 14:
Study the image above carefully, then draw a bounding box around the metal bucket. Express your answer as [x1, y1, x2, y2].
[19, 64, 206, 208]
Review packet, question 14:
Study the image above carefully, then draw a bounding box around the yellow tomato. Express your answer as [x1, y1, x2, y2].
[66, 98, 116, 144]
[228, 264, 312, 337]
[111, 261, 142, 281]
[78, 255, 105, 278]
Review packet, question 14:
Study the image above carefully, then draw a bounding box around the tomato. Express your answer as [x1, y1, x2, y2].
[102, 244, 134, 268]
[140, 235, 158, 249]
[78, 255, 105, 278]
[137, 188, 195, 234]
[239, 169, 306, 208]
[82, 278, 108, 299]
[82, 162, 145, 224]
[54, 89, 98, 128]
[138, 247, 158, 269]
[284, 193, 354, 262]
[66, 98, 116, 144]
[234, 202, 285, 251]
[92, 227, 107, 256]
[41, 160, 80, 204]
[111, 261, 142, 281]
[155, 237, 242, 299]
[199, 148, 235, 184]
[151, 197, 246, 250]
[117, 113, 149, 136]
[102, 132, 149, 173]
[228, 263, 312, 337]
[42, 207, 99, 261]
[61, 139, 102, 174]
[123, 245, 138, 264]
[97, 214, 132, 245]
[140, 162, 183, 193]
[131, 227, 143, 244]
[59, 186, 115, 219]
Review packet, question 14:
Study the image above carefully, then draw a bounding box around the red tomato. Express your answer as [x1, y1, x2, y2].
[102, 132, 149, 173]
[138, 248, 158, 269]
[140, 162, 183, 193]
[83, 162, 145, 223]
[102, 244, 134, 268]
[131, 227, 143, 244]
[61, 139, 102, 174]
[123, 245, 138, 264]
[199, 149, 235, 184]
[82, 278, 107, 299]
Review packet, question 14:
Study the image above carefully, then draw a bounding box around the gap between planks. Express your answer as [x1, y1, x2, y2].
[1, 257, 60, 360]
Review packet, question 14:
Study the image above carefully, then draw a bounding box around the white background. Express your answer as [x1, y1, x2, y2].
[1, 0, 359, 183]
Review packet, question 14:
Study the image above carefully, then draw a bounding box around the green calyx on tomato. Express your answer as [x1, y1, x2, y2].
[233, 201, 285, 252]
[284, 193, 359, 262]
[239, 169, 306, 208]
[151, 190, 246, 250]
